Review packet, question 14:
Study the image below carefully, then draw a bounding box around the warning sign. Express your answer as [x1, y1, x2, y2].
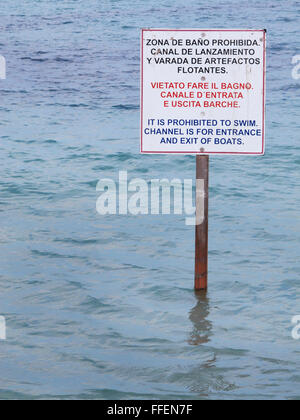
[141, 29, 266, 155]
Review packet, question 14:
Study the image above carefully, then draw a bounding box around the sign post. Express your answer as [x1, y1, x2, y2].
[141, 29, 266, 290]
[195, 155, 209, 290]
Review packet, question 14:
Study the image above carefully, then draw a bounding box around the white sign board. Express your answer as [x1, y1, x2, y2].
[141, 29, 266, 155]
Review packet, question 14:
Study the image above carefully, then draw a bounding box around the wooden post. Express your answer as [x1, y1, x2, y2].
[195, 155, 209, 290]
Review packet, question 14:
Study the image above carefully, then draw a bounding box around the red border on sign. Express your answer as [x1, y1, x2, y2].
[140, 29, 266, 155]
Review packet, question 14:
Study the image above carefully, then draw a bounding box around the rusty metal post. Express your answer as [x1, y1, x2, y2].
[195, 155, 209, 290]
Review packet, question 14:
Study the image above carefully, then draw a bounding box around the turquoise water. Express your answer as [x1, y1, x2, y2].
[0, 0, 300, 400]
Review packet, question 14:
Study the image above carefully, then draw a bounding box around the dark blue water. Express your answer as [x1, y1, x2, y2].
[0, 0, 300, 400]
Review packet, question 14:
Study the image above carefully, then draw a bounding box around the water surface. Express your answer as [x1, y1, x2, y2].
[0, 0, 300, 400]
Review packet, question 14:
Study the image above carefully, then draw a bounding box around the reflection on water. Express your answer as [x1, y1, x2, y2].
[188, 291, 212, 346]
[187, 291, 225, 398]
